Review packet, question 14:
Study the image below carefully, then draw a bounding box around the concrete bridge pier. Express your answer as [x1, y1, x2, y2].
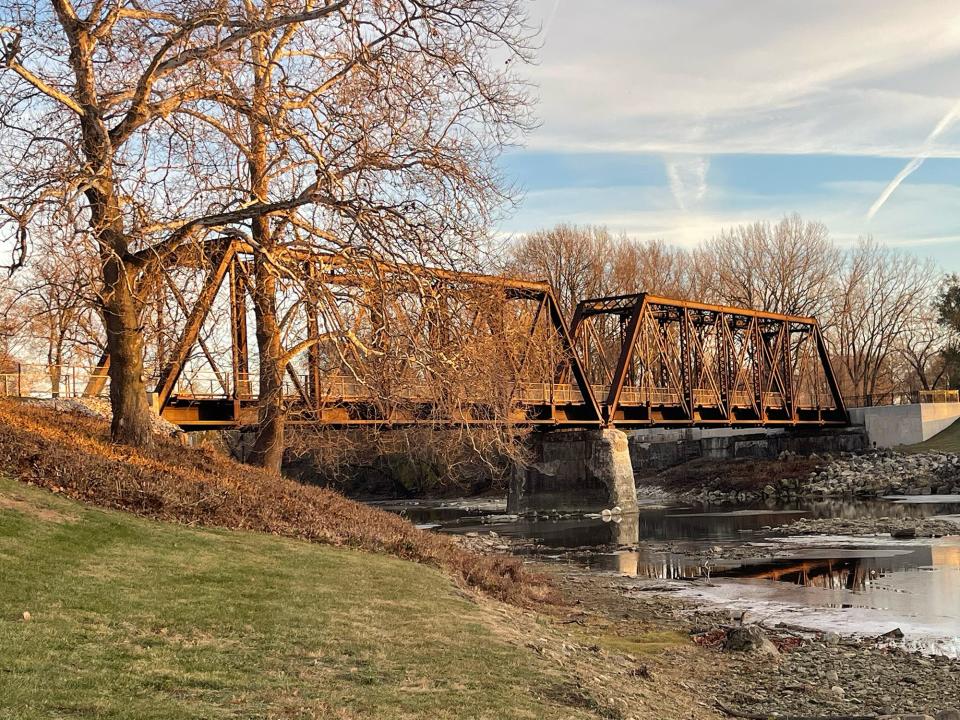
[508, 429, 638, 514]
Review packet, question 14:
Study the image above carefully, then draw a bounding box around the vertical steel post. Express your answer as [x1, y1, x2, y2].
[784, 323, 797, 423]
[752, 318, 763, 422]
[305, 263, 323, 412]
[719, 313, 731, 422]
[680, 308, 694, 422]
[156, 287, 166, 373]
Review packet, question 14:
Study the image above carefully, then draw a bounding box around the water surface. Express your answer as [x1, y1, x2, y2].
[377, 494, 960, 656]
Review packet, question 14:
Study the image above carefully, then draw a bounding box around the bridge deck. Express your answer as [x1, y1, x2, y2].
[158, 375, 846, 430]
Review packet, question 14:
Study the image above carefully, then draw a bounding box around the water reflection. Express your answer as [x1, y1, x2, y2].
[377, 494, 960, 653]
[383, 496, 960, 549]
[584, 544, 942, 589]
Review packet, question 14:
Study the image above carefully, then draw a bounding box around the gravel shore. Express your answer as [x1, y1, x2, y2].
[681, 449, 960, 505]
[774, 515, 960, 538]
[553, 566, 960, 720]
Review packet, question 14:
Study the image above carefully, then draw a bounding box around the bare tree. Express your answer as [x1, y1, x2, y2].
[10, 232, 102, 395]
[508, 224, 616, 318]
[0, 1, 358, 445]
[608, 237, 692, 298]
[160, 0, 535, 473]
[0, 0, 532, 461]
[897, 306, 952, 392]
[694, 214, 841, 320]
[828, 239, 937, 401]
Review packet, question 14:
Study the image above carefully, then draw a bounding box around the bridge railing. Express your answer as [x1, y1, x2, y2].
[0, 372, 19, 397]
[919, 389, 960, 404]
[0, 363, 846, 414]
[589, 385, 832, 410]
[847, 389, 959, 408]
[0, 364, 110, 399]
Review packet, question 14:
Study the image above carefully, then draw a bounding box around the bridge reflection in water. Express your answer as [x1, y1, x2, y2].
[516, 502, 959, 596]
[588, 536, 944, 595]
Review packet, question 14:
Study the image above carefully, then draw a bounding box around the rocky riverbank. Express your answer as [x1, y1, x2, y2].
[681, 449, 960, 504]
[702, 621, 960, 719]
[546, 565, 960, 720]
[774, 515, 960, 538]
[804, 450, 960, 497]
[447, 523, 960, 718]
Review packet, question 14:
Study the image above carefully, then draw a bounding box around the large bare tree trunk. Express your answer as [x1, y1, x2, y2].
[245, 32, 286, 475]
[48, 346, 61, 399]
[102, 252, 154, 447]
[249, 252, 285, 474]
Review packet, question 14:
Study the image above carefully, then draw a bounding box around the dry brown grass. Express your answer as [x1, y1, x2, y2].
[0, 399, 555, 607]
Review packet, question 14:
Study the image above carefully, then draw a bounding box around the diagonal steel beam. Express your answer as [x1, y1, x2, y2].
[605, 295, 647, 423]
[154, 241, 236, 411]
[546, 290, 602, 423]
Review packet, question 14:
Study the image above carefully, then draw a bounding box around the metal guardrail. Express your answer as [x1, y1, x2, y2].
[0, 364, 849, 413]
[919, 389, 960, 404]
[0, 365, 109, 399]
[847, 390, 959, 408]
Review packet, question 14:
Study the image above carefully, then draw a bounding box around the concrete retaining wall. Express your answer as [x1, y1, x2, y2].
[848, 402, 960, 448]
[629, 427, 868, 471]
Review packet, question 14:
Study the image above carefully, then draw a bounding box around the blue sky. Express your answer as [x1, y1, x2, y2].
[497, 0, 960, 271]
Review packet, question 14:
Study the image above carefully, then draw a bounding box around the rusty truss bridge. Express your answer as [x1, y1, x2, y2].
[7, 239, 847, 430]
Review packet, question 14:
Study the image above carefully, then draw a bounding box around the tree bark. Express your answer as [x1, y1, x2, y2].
[248, 251, 285, 474]
[56, 9, 155, 448]
[245, 29, 286, 475]
[48, 344, 61, 399]
[102, 251, 154, 447]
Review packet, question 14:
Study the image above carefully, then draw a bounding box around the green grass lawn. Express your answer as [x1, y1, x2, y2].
[905, 417, 960, 453]
[0, 477, 590, 720]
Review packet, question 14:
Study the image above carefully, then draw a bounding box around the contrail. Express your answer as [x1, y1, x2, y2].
[541, 0, 562, 45]
[868, 97, 960, 220]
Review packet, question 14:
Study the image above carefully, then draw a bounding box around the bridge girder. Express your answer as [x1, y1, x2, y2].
[84, 241, 848, 431]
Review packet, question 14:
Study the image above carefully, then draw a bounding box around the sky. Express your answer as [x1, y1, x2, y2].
[497, 0, 960, 271]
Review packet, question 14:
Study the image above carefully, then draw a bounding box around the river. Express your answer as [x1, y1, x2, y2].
[375, 493, 960, 657]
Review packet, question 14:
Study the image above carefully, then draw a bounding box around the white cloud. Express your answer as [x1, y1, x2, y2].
[664, 155, 709, 211]
[524, 0, 960, 158]
[503, 1, 960, 270]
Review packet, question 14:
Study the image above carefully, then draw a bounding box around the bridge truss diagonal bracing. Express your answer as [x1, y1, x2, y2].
[570, 294, 847, 427]
[83, 238, 603, 430]
[65, 243, 847, 431]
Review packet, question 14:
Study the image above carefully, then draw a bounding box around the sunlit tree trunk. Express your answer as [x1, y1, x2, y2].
[101, 238, 154, 447]
[245, 33, 285, 475]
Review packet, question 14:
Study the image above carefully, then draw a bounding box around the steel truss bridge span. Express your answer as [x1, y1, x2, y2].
[571, 294, 846, 427]
[76, 239, 847, 430]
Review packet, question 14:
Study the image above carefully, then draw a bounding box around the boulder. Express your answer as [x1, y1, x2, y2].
[723, 625, 779, 658]
[891, 527, 917, 539]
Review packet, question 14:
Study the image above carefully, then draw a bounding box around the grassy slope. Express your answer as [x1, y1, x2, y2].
[0, 400, 549, 606]
[906, 417, 960, 453]
[0, 477, 592, 720]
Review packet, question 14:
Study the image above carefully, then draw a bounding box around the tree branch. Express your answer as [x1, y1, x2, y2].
[109, 0, 350, 144]
[1, 32, 85, 116]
